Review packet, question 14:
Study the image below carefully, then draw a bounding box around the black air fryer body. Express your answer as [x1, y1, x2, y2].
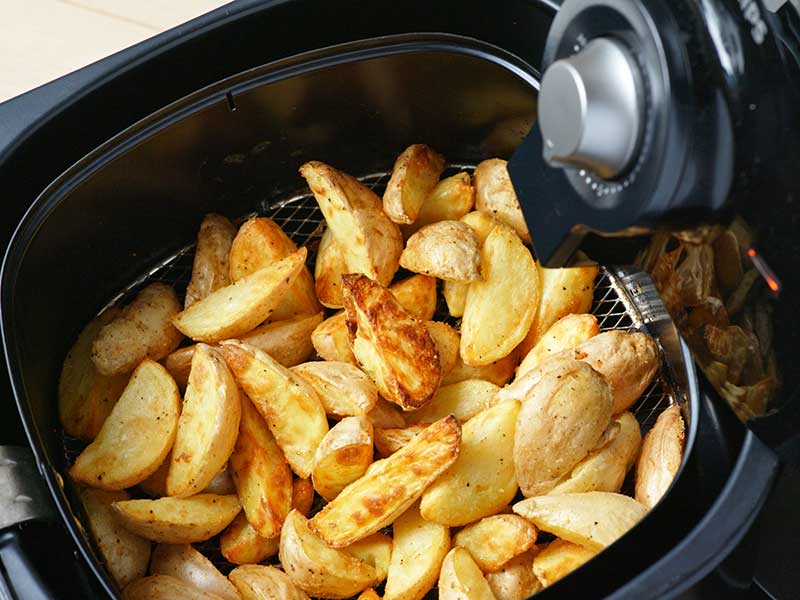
[0, 1, 798, 599]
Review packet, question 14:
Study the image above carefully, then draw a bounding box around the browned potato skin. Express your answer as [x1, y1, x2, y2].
[312, 416, 374, 501]
[229, 565, 310, 600]
[485, 551, 543, 600]
[402, 171, 475, 237]
[185, 214, 236, 308]
[220, 512, 280, 565]
[516, 313, 599, 378]
[635, 404, 685, 508]
[443, 348, 519, 387]
[122, 575, 226, 600]
[453, 514, 538, 573]
[438, 547, 496, 600]
[150, 543, 240, 600]
[291, 361, 377, 418]
[473, 158, 530, 244]
[400, 221, 481, 282]
[373, 424, 428, 458]
[315, 227, 348, 308]
[92, 283, 183, 376]
[383, 144, 446, 224]
[532, 539, 597, 587]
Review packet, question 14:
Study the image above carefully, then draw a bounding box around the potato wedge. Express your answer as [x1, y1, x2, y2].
[220, 512, 280, 565]
[461, 210, 502, 245]
[517, 313, 599, 378]
[230, 565, 310, 600]
[300, 161, 402, 286]
[420, 400, 520, 527]
[312, 416, 374, 501]
[635, 404, 685, 509]
[461, 224, 539, 366]
[485, 551, 542, 600]
[400, 221, 481, 282]
[315, 227, 348, 308]
[473, 158, 530, 244]
[402, 171, 475, 237]
[442, 349, 518, 387]
[204, 466, 237, 496]
[366, 397, 406, 429]
[309, 416, 461, 547]
[122, 575, 225, 600]
[79, 488, 150, 588]
[344, 533, 393, 584]
[167, 344, 241, 498]
[438, 547, 496, 600]
[405, 379, 499, 425]
[219, 339, 328, 478]
[279, 509, 379, 599]
[383, 144, 446, 224]
[513, 492, 647, 551]
[513, 359, 612, 497]
[92, 283, 183, 376]
[532, 539, 597, 587]
[388, 274, 438, 320]
[185, 214, 236, 308]
[173, 248, 307, 343]
[112, 494, 241, 544]
[59, 307, 129, 440]
[145, 459, 236, 498]
[384, 503, 449, 600]
[229, 393, 292, 538]
[519, 264, 598, 357]
[454, 514, 537, 573]
[373, 424, 428, 458]
[292, 478, 315, 517]
[70, 359, 180, 490]
[550, 411, 642, 495]
[342, 274, 441, 410]
[291, 361, 377, 417]
[311, 312, 356, 364]
[443, 281, 468, 318]
[150, 543, 239, 600]
[423, 321, 459, 377]
[359, 589, 381, 600]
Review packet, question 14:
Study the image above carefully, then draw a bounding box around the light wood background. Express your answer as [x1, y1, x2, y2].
[0, 0, 230, 103]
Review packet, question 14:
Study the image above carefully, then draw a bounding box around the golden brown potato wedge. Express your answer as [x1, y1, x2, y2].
[388, 274, 438, 320]
[315, 227, 348, 308]
[513, 492, 647, 552]
[461, 210, 502, 245]
[220, 512, 279, 565]
[230, 565, 310, 600]
[405, 379, 500, 425]
[145, 460, 236, 498]
[400, 221, 481, 282]
[300, 161, 402, 286]
[443, 281, 469, 318]
[424, 321, 460, 377]
[112, 494, 241, 544]
[420, 401, 519, 527]
[461, 224, 540, 366]
[442, 349, 519, 387]
[342, 274, 441, 410]
[59, 307, 129, 440]
[438, 547, 496, 600]
[291, 361, 377, 417]
[185, 214, 236, 308]
[167, 344, 241, 498]
[292, 478, 315, 517]
[473, 158, 530, 244]
[635, 404, 685, 509]
[358, 589, 381, 600]
[366, 397, 406, 430]
[384, 502, 449, 600]
[453, 514, 537, 573]
[204, 467, 237, 495]
[309, 416, 461, 547]
[383, 144, 446, 224]
[532, 539, 597, 587]
[92, 283, 183, 376]
[312, 416, 374, 501]
[173, 248, 307, 343]
[219, 340, 328, 478]
[485, 551, 542, 600]
[517, 313, 599, 378]
[150, 543, 239, 600]
[311, 312, 356, 364]
[513, 359, 613, 497]
[373, 424, 428, 458]
[344, 532, 393, 584]
[279, 509, 379, 599]
[122, 575, 225, 600]
[79, 488, 150, 588]
[229, 394, 293, 538]
[70, 359, 180, 490]
[402, 171, 475, 237]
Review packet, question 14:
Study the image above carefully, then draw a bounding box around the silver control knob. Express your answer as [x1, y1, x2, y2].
[538, 37, 643, 180]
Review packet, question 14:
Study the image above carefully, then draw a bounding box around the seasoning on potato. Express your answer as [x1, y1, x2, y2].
[400, 220, 482, 282]
[473, 158, 530, 243]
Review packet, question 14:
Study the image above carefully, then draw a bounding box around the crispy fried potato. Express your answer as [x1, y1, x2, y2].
[315, 227, 348, 308]
[312, 416, 374, 501]
[70, 360, 180, 490]
[425, 322, 460, 377]
[292, 478, 314, 517]
[461, 225, 539, 366]
[442, 349, 519, 387]
[454, 515, 537, 573]
[220, 340, 328, 478]
[92, 283, 183, 376]
[383, 144, 446, 224]
[59, 307, 129, 440]
[291, 361, 377, 417]
[79, 488, 150, 588]
[344, 533, 393, 584]
[384, 503, 449, 600]
[150, 543, 239, 600]
[473, 158, 530, 243]
[220, 512, 279, 565]
[301, 161, 402, 286]
[122, 575, 225, 600]
[373, 424, 428, 458]
[167, 344, 241, 498]
[513, 492, 647, 551]
[438, 547, 496, 600]
[443, 281, 468, 318]
[173, 248, 307, 343]
[389, 275, 438, 320]
[342, 274, 441, 410]
[405, 380, 500, 425]
[309, 416, 461, 547]
[513, 359, 613, 497]
[400, 221, 481, 282]
[532, 539, 597, 587]
[366, 397, 406, 429]
[229, 394, 292, 538]
[403, 171, 475, 237]
[279, 509, 379, 599]
[230, 565, 310, 600]
[112, 494, 241, 544]
[485, 551, 542, 600]
[635, 404, 685, 509]
[517, 313, 599, 378]
[185, 214, 236, 308]
[311, 312, 356, 364]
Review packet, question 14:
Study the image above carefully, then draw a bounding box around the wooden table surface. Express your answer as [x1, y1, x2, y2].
[0, 0, 230, 103]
